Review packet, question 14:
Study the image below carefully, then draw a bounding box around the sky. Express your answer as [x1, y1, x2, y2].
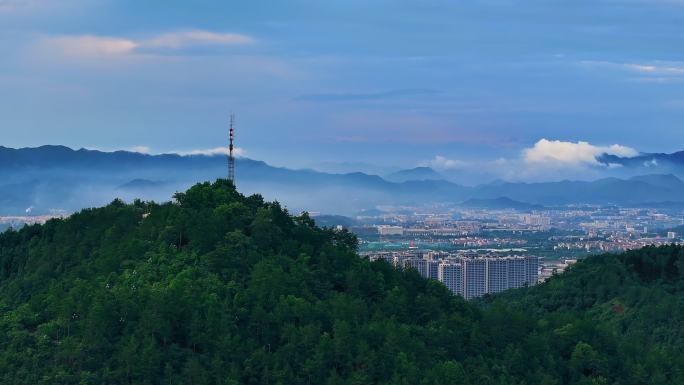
[1, 0, 683, 180]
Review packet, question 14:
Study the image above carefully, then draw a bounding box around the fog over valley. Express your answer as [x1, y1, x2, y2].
[3, 145, 684, 216]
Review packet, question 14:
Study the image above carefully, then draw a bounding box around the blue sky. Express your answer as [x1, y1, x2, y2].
[1, 0, 683, 179]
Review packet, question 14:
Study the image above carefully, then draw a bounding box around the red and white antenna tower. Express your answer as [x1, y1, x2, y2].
[228, 113, 235, 184]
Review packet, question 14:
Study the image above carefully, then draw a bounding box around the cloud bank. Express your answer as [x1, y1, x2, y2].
[125, 146, 245, 157]
[423, 155, 467, 171]
[175, 147, 246, 157]
[128, 146, 151, 154]
[42, 30, 254, 58]
[579, 60, 684, 83]
[523, 139, 638, 167]
[419, 139, 643, 183]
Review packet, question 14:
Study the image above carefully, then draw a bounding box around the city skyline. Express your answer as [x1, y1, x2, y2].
[1, 1, 683, 180]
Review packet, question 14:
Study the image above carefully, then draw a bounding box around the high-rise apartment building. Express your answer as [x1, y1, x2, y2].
[427, 260, 440, 281]
[508, 257, 528, 289]
[438, 262, 463, 296]
[462, 258, 487, 300]
[383, 251, 540, 300]
[377, 225, 404, 236]
[442, 255, 539, 299]
[526, 256, 539, 286]
[401, 258, 428, 278]
[486, 258, 509, 294]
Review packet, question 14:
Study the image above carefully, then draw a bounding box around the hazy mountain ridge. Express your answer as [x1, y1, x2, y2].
[117, 179, 169, 191]
[385, 167, 445, 182]
[2, 146, 684, 215]
[598, 150, 684, 172]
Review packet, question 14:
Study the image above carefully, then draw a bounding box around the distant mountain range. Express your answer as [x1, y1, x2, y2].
[598, 150, 684, 173]
[384, 167, 444, 182]
[2, 145, 684, 215]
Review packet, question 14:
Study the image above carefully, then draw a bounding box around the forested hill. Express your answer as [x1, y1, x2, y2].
[1, 180, 684, 384]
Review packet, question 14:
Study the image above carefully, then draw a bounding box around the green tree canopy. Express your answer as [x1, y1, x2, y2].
[1, 180, 683, 384]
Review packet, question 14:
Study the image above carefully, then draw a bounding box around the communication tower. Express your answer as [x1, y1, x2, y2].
[228, 114, 235, 184]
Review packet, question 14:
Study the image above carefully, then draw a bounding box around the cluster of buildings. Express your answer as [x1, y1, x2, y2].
[554, 233, 683, 253]
[376, 222, 482, 237]
[539, 259, 577, 282]
[360, 204, 684, 237]
[365, 251, 539, 300]
[354, 204, 684, 261]
[522, 214, 551, 229]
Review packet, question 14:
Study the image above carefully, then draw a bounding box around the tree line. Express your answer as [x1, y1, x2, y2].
[1, 179, 683, 384]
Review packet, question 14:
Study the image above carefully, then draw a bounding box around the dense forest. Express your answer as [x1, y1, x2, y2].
[1, 180, 684, 384]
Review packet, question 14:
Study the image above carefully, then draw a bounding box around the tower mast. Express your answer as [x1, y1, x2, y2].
[228, 113, 235, 184]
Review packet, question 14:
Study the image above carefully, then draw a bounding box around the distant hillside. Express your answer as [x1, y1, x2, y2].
[0, 146, 411, 215]
[0, 145, 214, 170]
[598, 151, 684, 176]
[627, 174, 684, 189]
[3, 146, 684, 215]
[385, 166, 444, 182]
[312, 214, 357, 228]
[474, 175, 684, 206]
[117, 179, 168, 191]
[1, 180, 684, 383]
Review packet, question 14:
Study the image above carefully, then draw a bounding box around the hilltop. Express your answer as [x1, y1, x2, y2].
[1, 180, 684, 383]
[384, 167, 445, 182]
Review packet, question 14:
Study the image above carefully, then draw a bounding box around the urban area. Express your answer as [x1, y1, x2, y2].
[317, 203, 684, 299]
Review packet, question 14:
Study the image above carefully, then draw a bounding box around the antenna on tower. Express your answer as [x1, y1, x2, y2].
[228, 113, 235, 184]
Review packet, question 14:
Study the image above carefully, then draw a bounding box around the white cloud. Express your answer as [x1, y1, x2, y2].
[144, 30, 253, 49]
[41, 30, 254, 58]
[120, 146, 245, 157]
[523, 139, 638, 166]
[624, 63, 684, 75]
[49, 35, 138, 57]
[0, 0, 96, 14]
[176, 147, 245, 157]
[128, 146, 151, 154]
[579, 60, 684, 82]
[423, 155, 467, 170]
